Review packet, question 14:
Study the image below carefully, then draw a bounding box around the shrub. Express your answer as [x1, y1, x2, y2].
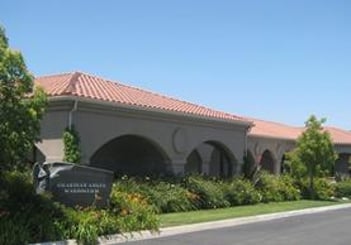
[0, 171, 66, 245]
[223, 178, 261, 206]
[0, 171, 160, 245]
[278, 175, 301, 201]
[112, 176, 147, 195]
[143, 181, 196, 213]
[335, 179, 351, 198]
[298, 178, 335, 200]
[256, 173, 300, 203]
[109, 188, 159, 232]
[185, 176, 230, 209]
[113, 176, 196, 213]
[57, 207, 119, 245]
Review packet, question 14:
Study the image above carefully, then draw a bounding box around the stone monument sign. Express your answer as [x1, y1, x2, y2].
[33, 162, 114, 207]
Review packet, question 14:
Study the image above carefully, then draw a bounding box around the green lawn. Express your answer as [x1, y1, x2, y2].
[160, 200, 348, 227]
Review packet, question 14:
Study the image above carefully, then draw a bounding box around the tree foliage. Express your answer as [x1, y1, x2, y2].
[0, 26, 47, 171]
[285, 115, 337, 197]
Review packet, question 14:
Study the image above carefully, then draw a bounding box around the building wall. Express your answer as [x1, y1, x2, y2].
[36, 99, 351, 177]
[37, 99, 248, 176]
[36, 101, 71, 162]
[247, 136, 296, 174]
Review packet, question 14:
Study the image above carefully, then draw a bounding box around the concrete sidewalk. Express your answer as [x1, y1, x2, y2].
[30, 203, 351, 245]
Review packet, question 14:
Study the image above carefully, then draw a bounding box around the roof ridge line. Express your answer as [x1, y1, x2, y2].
[35, 71, 75, 79]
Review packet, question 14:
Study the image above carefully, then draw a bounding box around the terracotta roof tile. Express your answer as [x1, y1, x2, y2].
[247, 118, 303, 140]
[35, 71, 249, 124]
[34, 71, 351, 144]
[325, 127, 351, 145]
[248, 117, 351, 145]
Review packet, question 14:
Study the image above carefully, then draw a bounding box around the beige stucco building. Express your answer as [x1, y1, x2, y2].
[34, 71, 351, 177]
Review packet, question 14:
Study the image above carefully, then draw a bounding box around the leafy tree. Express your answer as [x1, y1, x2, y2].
[286, 115, 337, 198]
[0, 26, 47, 171]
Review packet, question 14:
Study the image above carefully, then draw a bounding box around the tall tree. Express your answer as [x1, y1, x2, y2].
[291, 115, 337, 198]
[0, 26, 47, 171]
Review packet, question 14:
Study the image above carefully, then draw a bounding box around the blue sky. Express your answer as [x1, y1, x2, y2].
[1, 1, 350, 129]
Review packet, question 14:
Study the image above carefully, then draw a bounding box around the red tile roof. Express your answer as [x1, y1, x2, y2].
[247, 118, 302, 140]
[325, 127, 351, 145]
[35, 71, 250, 124]
[34, 71, 351, 145]
[248, 118, 351, 145]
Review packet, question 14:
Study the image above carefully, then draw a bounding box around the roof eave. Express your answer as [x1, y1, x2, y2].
[248, 133, 298, 142]
[48, 95, 253, 127]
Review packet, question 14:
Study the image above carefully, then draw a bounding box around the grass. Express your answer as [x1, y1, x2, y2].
[160, 200, 349, 227]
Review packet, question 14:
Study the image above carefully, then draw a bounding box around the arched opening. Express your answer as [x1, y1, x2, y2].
[259, 150, 275, 174]
[90, 135, 170, 176]
[186, 141, 237, 178]
[335, 153, 351, 177]
[185, 150, 202, 174]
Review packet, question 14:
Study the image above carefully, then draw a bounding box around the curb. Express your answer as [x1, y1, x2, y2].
[29, 203, 351, 245]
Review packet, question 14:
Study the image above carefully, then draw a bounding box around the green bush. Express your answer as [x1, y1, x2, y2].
[185, 176, 230, 209]
[143, 181, 196, 213]
[278, 175, 302, 201]
[298, 178, 335, 200]
[113, 176, 196, 213]
[0, 171, 160, 245]
[57, 207, 119, 245]
[0, 171, 66, 245]
[223, 178, 261, 206]
[256, 173, 301, 203]
[335, 179, 351, 198]
[109, 188, 159, 232]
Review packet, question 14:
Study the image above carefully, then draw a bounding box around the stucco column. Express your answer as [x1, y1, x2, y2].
[202, 161, 210, 175]
[168, 159, 186, 176]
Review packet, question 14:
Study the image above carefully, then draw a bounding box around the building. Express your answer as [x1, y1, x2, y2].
[33, 71, 351, 177]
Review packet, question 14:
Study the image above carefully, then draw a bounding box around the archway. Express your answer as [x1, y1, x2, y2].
[90, 135, 170, 176]
[259, 150, 275, 174]
[185, 150, 202, 174]
[335, 153, 351, 177]
[186, 141, 237, 178]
